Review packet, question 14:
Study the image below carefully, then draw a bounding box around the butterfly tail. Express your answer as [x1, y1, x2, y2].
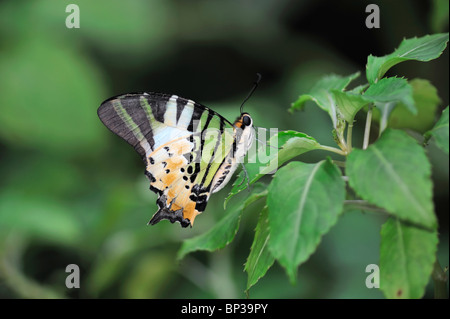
[148, 195, 192, 228]
[148, 209, 191, 228]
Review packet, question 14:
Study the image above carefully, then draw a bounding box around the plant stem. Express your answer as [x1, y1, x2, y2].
[343, 200, 388, 214]
[432, 259, 448, 299]
[423, 132, 432, 147]
[337, 133, 348, 154]
[378, 102, 394, 136]
[319, 145, 347, 156]
[363, 104, 373, 150]
[347, 119, 354, 153]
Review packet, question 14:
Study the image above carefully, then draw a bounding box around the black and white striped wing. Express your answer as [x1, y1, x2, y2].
[98, 93, 236, 227]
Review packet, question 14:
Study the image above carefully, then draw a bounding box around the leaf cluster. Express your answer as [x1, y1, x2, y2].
[177, 33, 449, 298]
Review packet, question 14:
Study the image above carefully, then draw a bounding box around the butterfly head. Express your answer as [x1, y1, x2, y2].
[234, 112, 253, 129]
[233, 112, 255, 155]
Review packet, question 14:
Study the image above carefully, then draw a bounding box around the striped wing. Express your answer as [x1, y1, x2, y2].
[98, 93, 235, 227]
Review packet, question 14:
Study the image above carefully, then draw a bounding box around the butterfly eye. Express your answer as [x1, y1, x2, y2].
[243, 115, 251, 126]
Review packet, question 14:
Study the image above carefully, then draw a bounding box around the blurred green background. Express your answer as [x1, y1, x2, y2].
[0, 0, 448, 298]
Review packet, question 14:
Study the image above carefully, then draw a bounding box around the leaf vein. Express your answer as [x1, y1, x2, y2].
[290, 162, 322, 261]
[371, 146, 428, 219]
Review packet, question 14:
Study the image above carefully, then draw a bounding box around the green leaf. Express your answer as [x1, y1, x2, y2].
[425, 106, 449, 154]
[225, 130, 321, 207]
[347, 129, 436, 229]
[373, 79, 441, 134]
[177, 183, 267, 260]
[290, 72, 360, 127]
[332, 90, 369, 123]
[366, 33, 449, 83]
[244, 206, 275, 292]
[380, 217, 438, 299]
[363, 77, 416, 114]
[267, 159, 345, 283]
[348, 83, 369, 94]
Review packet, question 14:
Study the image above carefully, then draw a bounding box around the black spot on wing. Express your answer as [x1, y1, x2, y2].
[145, 170, 156, 183]
[195, 195, 208, 212]
[149, 185, 162, 196]
[188, 184, 209, 212]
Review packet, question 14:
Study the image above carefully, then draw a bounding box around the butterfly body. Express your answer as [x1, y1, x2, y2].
[210, 113, 254, 194]
[98, 92, 254, 228]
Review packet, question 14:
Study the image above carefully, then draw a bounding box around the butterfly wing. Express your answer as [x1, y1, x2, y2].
[98, 93, 235, 227]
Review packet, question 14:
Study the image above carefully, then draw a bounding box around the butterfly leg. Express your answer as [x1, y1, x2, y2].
[255, 137, 282, 150]
[254, 126, 282, 150]
[237, 163, 251, 192]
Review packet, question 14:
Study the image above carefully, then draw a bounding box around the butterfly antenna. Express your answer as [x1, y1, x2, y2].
[240, 73, 262, 114]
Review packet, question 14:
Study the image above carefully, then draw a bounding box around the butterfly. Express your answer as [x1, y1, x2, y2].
[97, 91, 255, 228]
